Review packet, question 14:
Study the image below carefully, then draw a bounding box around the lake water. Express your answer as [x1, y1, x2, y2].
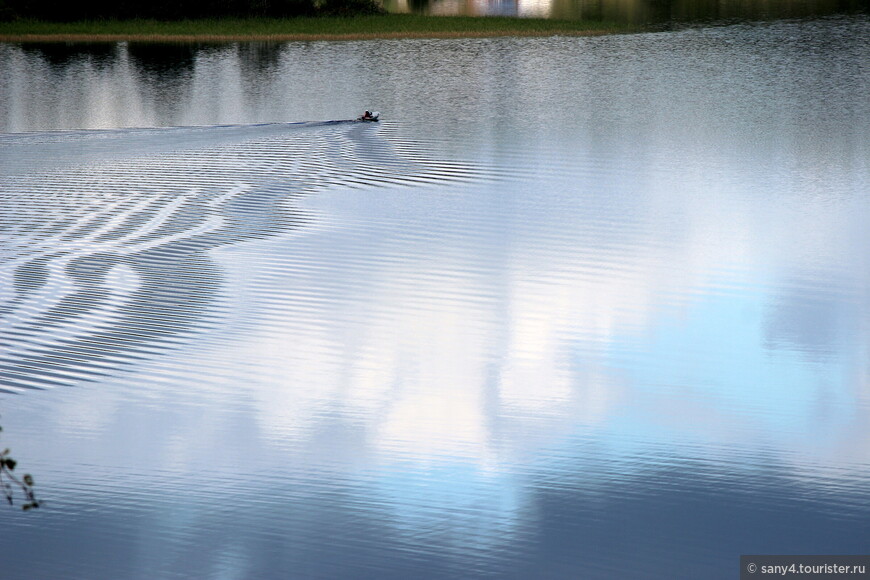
[1, 15, 869, 579]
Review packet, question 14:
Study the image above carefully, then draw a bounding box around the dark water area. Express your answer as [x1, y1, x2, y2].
[1, 15, 870, 579]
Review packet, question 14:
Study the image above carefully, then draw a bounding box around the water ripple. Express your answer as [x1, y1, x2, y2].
[0, 120, 491, 393]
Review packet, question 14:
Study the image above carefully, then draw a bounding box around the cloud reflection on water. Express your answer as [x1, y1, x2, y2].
[206, 142, 870, 486]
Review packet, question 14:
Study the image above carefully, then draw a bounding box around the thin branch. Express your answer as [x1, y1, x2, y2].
[0, 424, 41, 510]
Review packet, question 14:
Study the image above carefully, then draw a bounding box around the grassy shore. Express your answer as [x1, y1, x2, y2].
[0, 15, 633, 42]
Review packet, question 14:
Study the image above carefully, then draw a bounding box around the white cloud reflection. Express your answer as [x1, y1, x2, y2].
[208, 149, 870, 486]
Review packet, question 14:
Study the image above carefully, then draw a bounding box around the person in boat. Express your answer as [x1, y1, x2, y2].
[361, 111, 373, 120]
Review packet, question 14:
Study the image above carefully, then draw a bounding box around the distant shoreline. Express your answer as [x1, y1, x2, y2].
[0, 16, 633, 43]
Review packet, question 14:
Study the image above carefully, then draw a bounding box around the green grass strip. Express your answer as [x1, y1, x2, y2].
[0, 15, 635, 42]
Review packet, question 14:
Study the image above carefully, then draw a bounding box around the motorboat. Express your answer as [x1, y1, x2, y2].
[357, 111, 380, 122]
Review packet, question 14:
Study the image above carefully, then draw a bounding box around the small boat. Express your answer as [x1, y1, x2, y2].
[357, 111, 380, 122]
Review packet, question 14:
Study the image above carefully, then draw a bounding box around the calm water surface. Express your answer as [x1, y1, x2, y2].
[1, 16, 869, 579]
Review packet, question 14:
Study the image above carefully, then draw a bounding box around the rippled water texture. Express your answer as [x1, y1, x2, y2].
[1, 17, 869, 579]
